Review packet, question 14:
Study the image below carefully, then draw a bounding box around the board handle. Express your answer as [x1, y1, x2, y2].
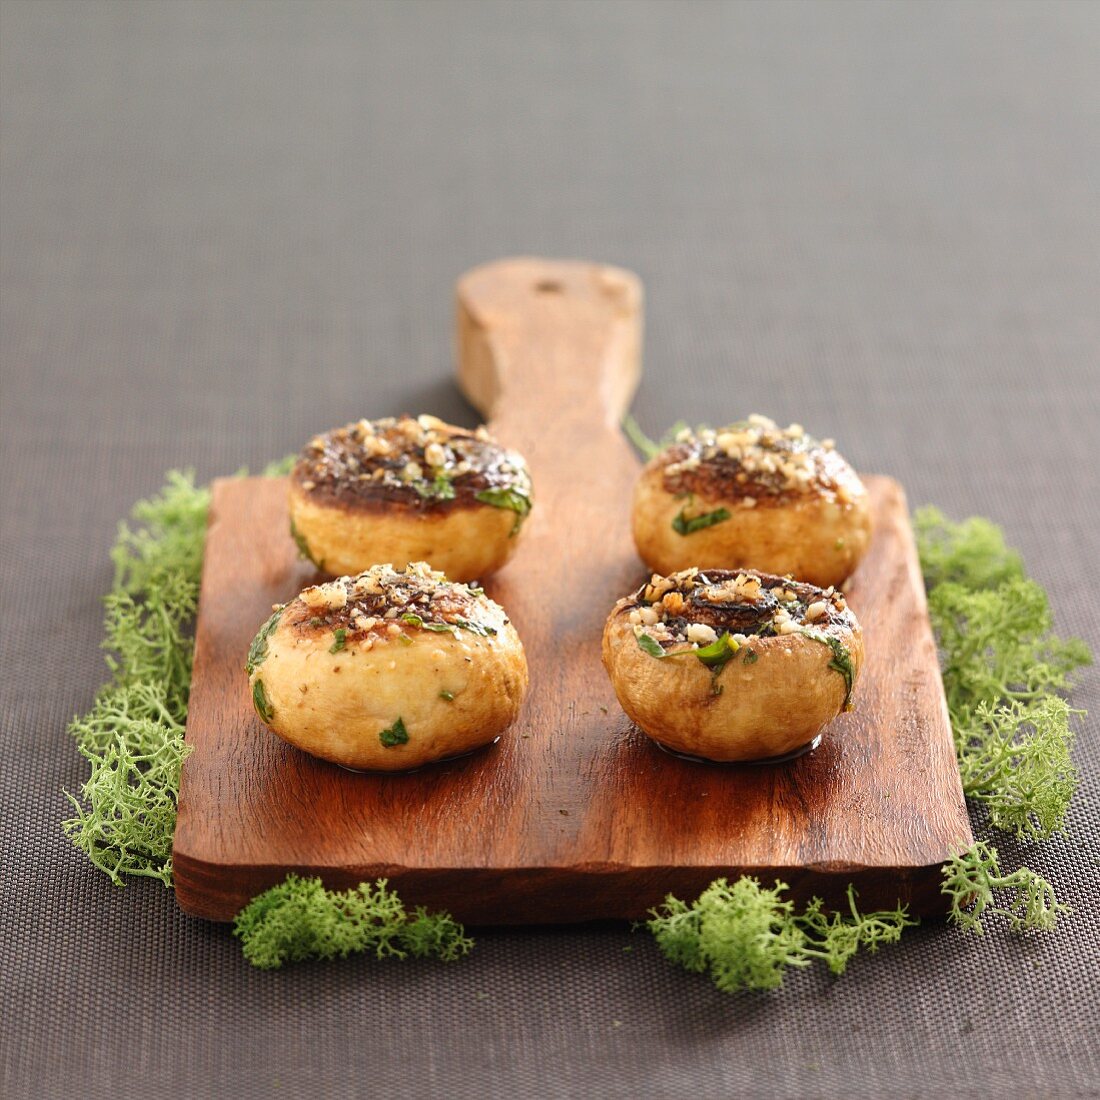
[456, 257, 643, 435]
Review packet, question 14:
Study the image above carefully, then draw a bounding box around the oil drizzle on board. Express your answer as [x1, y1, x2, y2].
[173, 258, 971, 923]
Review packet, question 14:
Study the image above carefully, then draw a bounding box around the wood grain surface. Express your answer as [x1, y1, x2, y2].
[174, 258, 972, 924]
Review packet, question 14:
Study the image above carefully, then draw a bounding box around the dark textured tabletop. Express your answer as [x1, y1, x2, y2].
[2, 2, 1098, 1097]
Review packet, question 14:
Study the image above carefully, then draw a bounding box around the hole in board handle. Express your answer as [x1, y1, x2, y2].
[535, 280, 564, 294]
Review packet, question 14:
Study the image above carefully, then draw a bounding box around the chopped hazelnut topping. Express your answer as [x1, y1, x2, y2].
[662, 591, 685, 615]
[292, 415, 531, 511]
[300, 581, 348, 611]
[686, 623, 718, 645]
[624, 566, 855, 655]
[658, 414, 859, 501]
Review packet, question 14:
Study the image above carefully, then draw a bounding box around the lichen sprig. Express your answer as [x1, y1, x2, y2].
[64, 459, 296, 887]
[233, 875, 474, 970]
[915, 507, 1091, 838]
[63, 471, 208, 885]
[644, 878, 914, 993]
[941, 843, 1070, 934]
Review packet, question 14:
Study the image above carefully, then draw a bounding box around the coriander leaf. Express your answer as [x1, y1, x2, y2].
[402, 612, 456, 633]
[621, 413, 663, 460]
[621, 414, 693, 460]
[475, 486, 532, 535]
[379, 717, 409, 747]
[439, 690, 455, 701]
[233, 874, 473, 969]
[246, 607, 283, 675]
[289, 516, 324, 570]
[742, 648, 759, 664]
[413, 474, 456, 501]
[329, 628, 347, 654]
[800, 629, 854, 709]
[672, 506, 731, 536]
[454, 619, 496, 637]
[635, 632, 667, 658]
[252, 679, 274, 723]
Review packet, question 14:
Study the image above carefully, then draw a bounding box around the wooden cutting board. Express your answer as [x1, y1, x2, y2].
[174, 257, 972, 924]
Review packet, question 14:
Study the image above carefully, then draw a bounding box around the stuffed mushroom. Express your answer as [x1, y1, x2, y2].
[602, 567, 862, 762]
[289, 414, 532, 582]
[246, 561, 528, 771]
[632, 415, 871, 587]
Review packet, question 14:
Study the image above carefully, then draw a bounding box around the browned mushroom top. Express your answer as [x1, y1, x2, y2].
[653, 415, 862, 506]
[250, 563, 506, 663]
[616, 567, 856, 652]
[291, 414, 532, 517]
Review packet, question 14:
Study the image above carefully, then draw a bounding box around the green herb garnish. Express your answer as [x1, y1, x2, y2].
[289, 516, 324, 570]
[439, 690, 455, 701]
[635, 629, 736, 681]
[246, 607, 283, 675]
[635, 632, 668, 658]
[620, 415, 691, 460]
[475, 486, 532, 535]
[329, 628, 346, 654]
[252, 678, 274, 723]
[455, 619, 497, 637]
[413, 474, 456, 501]
[742, 648, 759, 664]
[379, 717, 409, 747]
[402, 612, 456, 634]
[672, 506, 731, 536]
[234, 874, 473, 970]
[799, 629, 854, 709]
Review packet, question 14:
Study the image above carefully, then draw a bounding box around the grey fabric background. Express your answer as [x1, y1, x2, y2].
[2, 1, 1098, 1096]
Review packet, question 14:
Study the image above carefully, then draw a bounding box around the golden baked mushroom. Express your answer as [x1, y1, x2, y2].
[602, 567, 863, 762]
[289, 414, 532, 582]
[632, 415, 871, 587]
[246, 562, 528, 772]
